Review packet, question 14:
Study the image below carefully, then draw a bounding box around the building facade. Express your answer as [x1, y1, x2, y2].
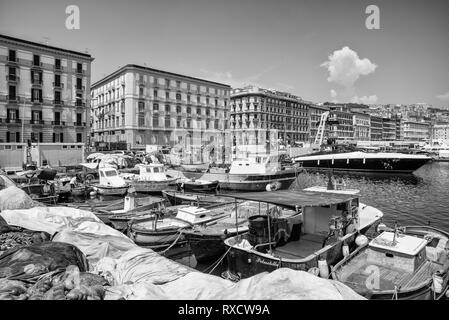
[370, 116, 383, 141]
[328, 106, 354, 141]
[352, 112, 370, 141]
[382, 117, 396, 141]
[401, 120, 430, 142]
[230, 86, 310, 146]
[0, 34, 93, 144]
[90, 64, 231, 150]
[431, 123, 449, 144]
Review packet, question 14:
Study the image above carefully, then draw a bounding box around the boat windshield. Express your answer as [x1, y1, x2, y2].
[104, 170, 117, 177]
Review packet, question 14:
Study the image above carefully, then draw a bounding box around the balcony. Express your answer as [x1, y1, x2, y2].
[32, 99, 43, 105]
[31, 62, 43, 69]
[75, 86, 85, 92]
[53, 82, 64, 89]
[54, 64, 63, 72]
[32, 79, 43, 87]
[7, 57, 19, 65]
[75, 101, 86, 108]
[5, 118, 22, 124]
[74, 122, 86, 127]
[53, 100, 64, 106]
[6, 75, 20, 83]
[7, 95, 19, 103]
[76, 69, 85, 75]
[52, 121, 65, 126]
[30, 119, 45, 125]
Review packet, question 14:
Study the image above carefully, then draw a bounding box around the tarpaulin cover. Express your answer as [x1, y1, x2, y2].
[104, 268, 364, 300]
[0, 186, 37, 211]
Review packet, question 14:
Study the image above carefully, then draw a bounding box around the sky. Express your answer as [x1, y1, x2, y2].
[1, 0, 448, 108]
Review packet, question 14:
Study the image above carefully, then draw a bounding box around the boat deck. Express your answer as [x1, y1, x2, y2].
[272, 234, 326, 259]
[336, 251, 439, 292]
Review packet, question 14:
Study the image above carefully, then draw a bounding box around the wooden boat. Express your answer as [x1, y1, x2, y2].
[183, 201, 299, 263]
[128, 205, 231, 251]
[176, 178, 219, 193]
[121, 164, 178, 193]
[221, 189, 383, 280]
[331, 225, 449, 300]
[182, 154, 301, 191]
[161, 189, 233, 206]
[93, 168, 129, 196]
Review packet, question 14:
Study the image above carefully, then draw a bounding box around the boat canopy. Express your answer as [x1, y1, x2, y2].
[221, 190, 357, 209]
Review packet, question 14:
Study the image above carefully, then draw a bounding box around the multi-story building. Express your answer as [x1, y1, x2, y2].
[431, 123, 449, 144]
[382, 117, 396, 141]
[309, 104, 329, 143]
[0, 34, 93, 144]
[230, 86, 310, 146]
[328, 105, 353, 141]
[352, 112, 370, 141]
[90, 64, 231, 150]
[401, 120, 430, 142]
[370, 116, 383, 141]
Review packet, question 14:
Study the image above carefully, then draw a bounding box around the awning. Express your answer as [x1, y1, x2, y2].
[220, 190, 357, 208]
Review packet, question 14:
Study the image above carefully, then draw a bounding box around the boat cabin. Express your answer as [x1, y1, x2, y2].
[99, 168, 127, 187]
[175, 206, 225, 225]
[137, 164, 169, 181]
[229, 154, 281, 175]
[223, 190, 379, 259]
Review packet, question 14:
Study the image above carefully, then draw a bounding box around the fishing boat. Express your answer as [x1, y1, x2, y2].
[293, 151, 431, 174]
[128, 205, 232, 251]
[184, 201, 300, 263]
[221, 189, 383, 280]
[93, 168, 129, 196]
[331, 224, 449, 300]
[176, 178, 219, 193]
[121, 164, 177, 193]
[161, 189, 233, 206]
[181, 153, 301, 191]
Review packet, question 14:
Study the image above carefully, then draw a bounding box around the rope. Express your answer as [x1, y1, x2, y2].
[202, 245, 232, 274]
[159, 230, 184, 255]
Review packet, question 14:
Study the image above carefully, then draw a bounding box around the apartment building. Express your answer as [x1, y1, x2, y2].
[382, 117, 396, 141]
[370, 116, 383, 141]
[352, 112, 370, 141]
[90, 64, 231, 150]
[328, 106, 354, 141]
[230, 86, 310, 147]
[401, 120, 430, 142]
[432, 123, 449, 144]
[0, 34, 93, 144]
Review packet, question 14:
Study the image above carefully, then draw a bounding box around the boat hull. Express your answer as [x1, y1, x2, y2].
[177, 180, 219, 193]
[94, 185, 129, 196]
[183, 170, 299, 191]
[184, 231, 235, 263]
[294, 157, 430, 174]
[129, 179, 177, 193]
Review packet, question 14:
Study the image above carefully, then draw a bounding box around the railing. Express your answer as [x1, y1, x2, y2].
[7, 95, 18, 102]
[53, 82, 64, 88]
[32, 79, 42, 85]
[52, 121, 65, 126]
[6, 75, 19, 82]
[5, 118, 22, 124]
[7, 57, 19, 63]
[32, 99, 43, 104]
[75, 101, 85, 107]
[74, 122, 86, 127]
[53, 100, 64, 106]
[30, 120, 45, 125]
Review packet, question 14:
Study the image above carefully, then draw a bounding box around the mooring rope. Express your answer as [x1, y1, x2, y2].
[202, 245, 233, 274]
[159, 230, 184, 255]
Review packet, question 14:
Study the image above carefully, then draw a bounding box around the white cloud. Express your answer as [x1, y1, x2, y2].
[350, 95, 378, 104]
[321, 46, 377, 93]
[330, 89, 337, 98]
[437, 92, 449, 100]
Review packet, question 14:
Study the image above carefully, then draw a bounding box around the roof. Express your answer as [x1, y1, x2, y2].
[0, 34, 93, 59]
[370, 231, 427, 256]
[92, 64, 232, 88]
[220, 190, 357, 208]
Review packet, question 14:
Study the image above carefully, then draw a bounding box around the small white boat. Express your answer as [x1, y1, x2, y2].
[93, 168, 129, 196]
[121, 164, 177, 193]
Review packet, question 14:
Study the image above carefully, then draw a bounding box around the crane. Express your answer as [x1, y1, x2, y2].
[313, 111, 330, 146]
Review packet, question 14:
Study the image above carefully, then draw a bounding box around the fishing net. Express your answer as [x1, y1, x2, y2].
[0, 242, 88, 283]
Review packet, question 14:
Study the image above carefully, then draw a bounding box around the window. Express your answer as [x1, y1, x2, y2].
[76, 78, 82, 90]
[165, 105, 170, 112]
[153, 89, 158, 98]
[55, 58, 61, 69]
[8, 85, 16, 100]
[31, 70, 42, 84]
[187, 95, 190, 103]
[33, 54, 40, 66]
[7, 109, 19, 121]
[139, 87, 144, 96]
[60, 133, 64, 143]
[32, 111, 42, 123]
[54, 112, 61, 124]
[176, 93, 181, 101]
[152, 115, 159, 127]
[176, 105, 181, 113]
[77, 63, 82, 73]
[138, 115, 145, 127]
[206, 98, 209, 105]
[77, 133, 83, 143]
[153, 103, 159, 111]
[165, 79, 170, 87]
[15, 132, 21, 143]
[197, 96, 200, 103]
[76, 113, 82, 125]
[187, 106, 191, 114]
[54, 91, 61, 103]
[176, 117, 181, 128]
[39, 132, 43, 143]
[8, 50, 16, 62]
[165, 91, 169, 99]
[215, 99, 218, 106]
[8, 67, 16, 81]
[32, 89, 43, 102]
[196, 108, 201, 115]
[138, 101, 145, 113]
[176, 81, 181, 88]
[54, 74, 61, 87]
[165, 116, 170, 127]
